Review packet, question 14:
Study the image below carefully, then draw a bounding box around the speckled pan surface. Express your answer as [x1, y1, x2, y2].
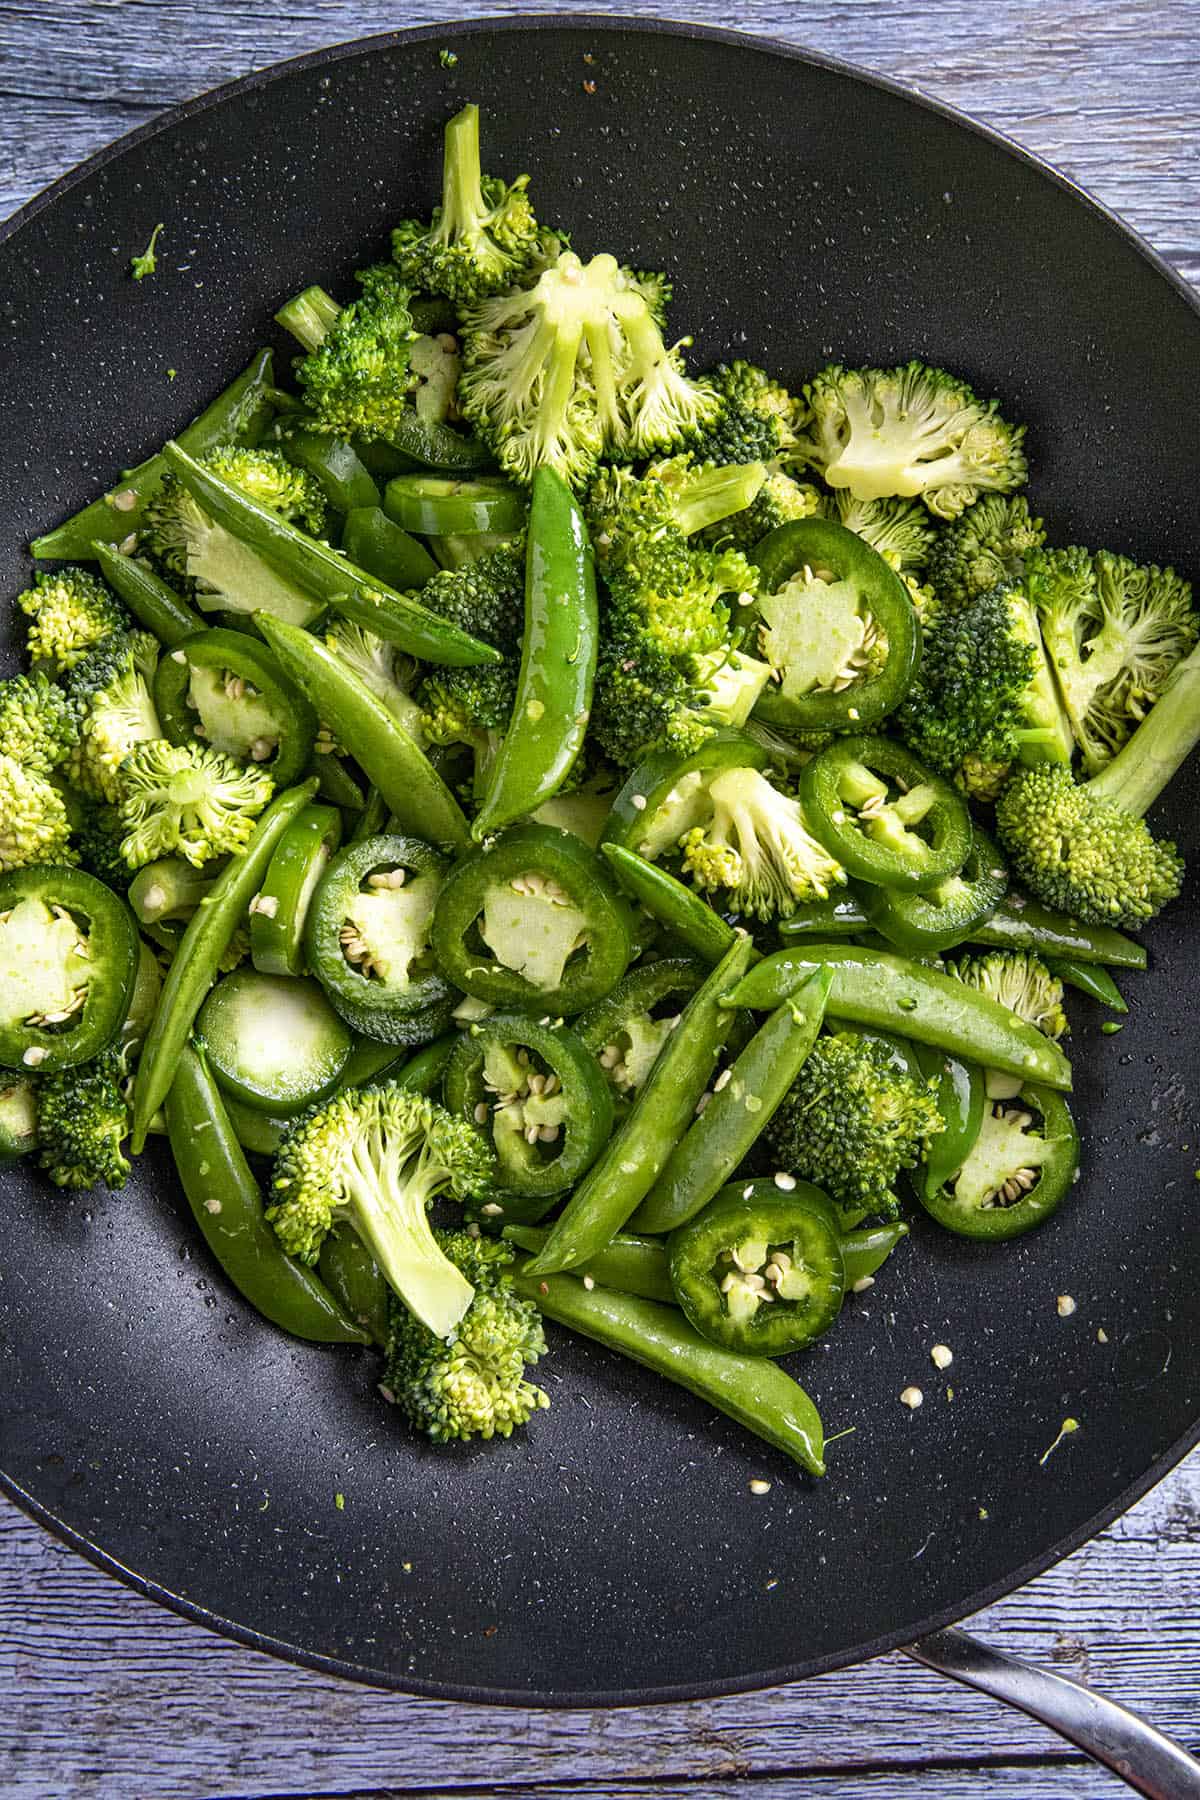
[1, 16, 1199, 1705]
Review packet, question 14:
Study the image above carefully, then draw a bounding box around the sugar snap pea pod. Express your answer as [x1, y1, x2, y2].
[1044, 956, 1127, 1012]
[318, 1227, 391, 1347]
[777, 891, 872, 941]
[600, 843, 743, 965]
[971, 895, 1146, 970]
[504, 1225, 675, 1304]
[725, 944, 1073, 1092]
[473, 467, 599, 837]
[312, 752, 365, 812]
[255, 615, 471, 851]
[32, 349, 276, 560]
[131, 778, 318, 1151]
[222, 1093, 290, 1158]
[840, 1220, 909, 1285]
[513, 1270, 825, 1476]
[522, 937, 754, 1276]
[165, 1041, 368, 1344]
[161, 440, 497, 668]
[249, 803, 342, 978]
[633, 968, 832, 1235]
[92, 541, 203, 646]
[349, 785, 390, 845]
[341, 506, 439, 592]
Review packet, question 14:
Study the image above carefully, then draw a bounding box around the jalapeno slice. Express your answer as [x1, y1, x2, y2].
[384, 474, 527, 538]
[445, 1014, 613, 1208]
[866, 829, 1008, 954]
[250, 803, 343, 978]
[306, 833, 454, 1043]
[917, 1082, 1079, 1240]
[576, 958, 706, 1108]
[431, 823, 633, 1016]
[154, 627, 318, 788]
[601, 730, 767, 860]
[0, 866, 139, 1073]
[749, 516, 919, 733]
[800, 734, 972, 892]
[668, 1178, 846, 1356]
[912, 1043, 986, 1202]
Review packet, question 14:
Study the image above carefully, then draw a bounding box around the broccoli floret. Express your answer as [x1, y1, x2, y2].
[382, 1228, 549, 1443]
[62, 630, 162, 804]
[1030, 548, 1198, 773]
[926, 494, 1046, 608]
[898, 580, 1072, 799]
[18, 568, 128, 674]
[324, 617, 427, 740]
[950, 951, 1068, 1039]
[590, 619, 713, 767]
[793, 362, 1027, 517]
[37, 1044, 131, 1190]
[117, 740, 273, 871]
[267, 1083, 493, 1338]
[72, 801, 130, 886]
[705, 469, 824, 553]
[765, 1030, 944, 1221]
[410, 541, 527, 732]
[821, 491, 937, 574]
[458, 251, 720, 487]
[410, 330, 462, 425]
[277, 277, 418, 440]
[0, 671, 78, 774]
[692, 361, 805, 466]
[679, 764, 845, 919]
[391, 103, 554, 306]
[203, 446, 326, 535]
[0, 755, 75, 870]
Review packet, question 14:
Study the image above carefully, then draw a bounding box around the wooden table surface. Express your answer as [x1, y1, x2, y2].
[2, 3, 1199, 1795]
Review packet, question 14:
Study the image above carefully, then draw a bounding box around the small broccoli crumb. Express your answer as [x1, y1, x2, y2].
[438, 47, 459, 67]
[130, 223, 164, 281]
[1039, 1417, 1080, 1465]
[335, 1492, 345, 1511]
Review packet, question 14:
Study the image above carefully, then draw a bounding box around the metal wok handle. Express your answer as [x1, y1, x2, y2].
[906, 1627, 1200, 1798]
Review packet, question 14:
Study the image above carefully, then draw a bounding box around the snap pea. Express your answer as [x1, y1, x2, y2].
[503, 1225, 675, 1303]
[777, 892, 873, 940]
[724, 943, 1073, 1092]
[474, 466, 599, 836]
[1045, 956, 1127, 1012]
[318, 1227, 391, 1348]
[600, 843, 743, 965]
[632, 967, 832, 1235]
[131, 778, 319, 1151]
[165, 1041, 368, 1344]
[92, 541, 203, 646]
[341, 506, 439, 592]
[349, 785, 391, 844]
[32, 349, 276, 560]
[161, 440, 498, 669]
[256, 614, 471, 851]
[913, 1044, 986, 1200]
[312, 753, 365, 812]
[513, 1270, 825, 1476]
[972, 895, 1146, 970]
[521, 937, 754, 1276]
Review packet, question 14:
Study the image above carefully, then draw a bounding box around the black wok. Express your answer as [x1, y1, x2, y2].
[2, 18, 1199, 1736]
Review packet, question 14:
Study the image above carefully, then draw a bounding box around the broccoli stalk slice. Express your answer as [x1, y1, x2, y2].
[275, 285, 343, 353]
[664, 462, 766, 537]
[1086, 634, 1200, 819]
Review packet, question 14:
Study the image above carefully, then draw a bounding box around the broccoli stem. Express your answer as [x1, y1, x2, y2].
[441, 103, 486, 240]
[1086, 637, 1200, 818]
[275, 286, 342, 354]
[669, 463, 765, 537]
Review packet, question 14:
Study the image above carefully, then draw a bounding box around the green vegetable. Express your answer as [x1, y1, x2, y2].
[412, 541, 526, 746]
[341, 506, 439, 592]
[1045, 957, 1126, 1012]
[154, 626, 318, 788]
[600, 843, 741, 965]
[840, 1220, 909, 1285]
[917, 1084, 1079, 1239]
[970, 895, 1146, 970]
[130, 222, 163, 281]
[198, 970, 353, 1115]
[865, 829, 1007, 955]
[0, 670, 78, 774]
[691, 360, 805, 471]
[0, 866, 139, 1074]
[949, 951, 1069, 1041]
[62, 628, 161, 803]
[275, 422, 382, 514]
[117, 740, 274, 872]
[384, 474, 526, 537]
[577, 957, 706, 1105]
[249, 802, 342, 978]
[925, 494, 1046, 606]
[37, 1044, 131, 1190]
[18, 568, 128, 676]
[0, 1077, 38, 1165]
[800, 735, 972, 893]
[92, 541, 204, 646]
[504, 1224, 675, 1303]
[680, 764, 847, 920]
[912, 1045, 986, 1202]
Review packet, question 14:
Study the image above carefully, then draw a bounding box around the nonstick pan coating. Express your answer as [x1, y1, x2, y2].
[2, 17, 1198, 1704]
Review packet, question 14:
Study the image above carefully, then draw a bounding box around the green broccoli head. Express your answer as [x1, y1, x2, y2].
[281, 277, 417, 439]
[0, 754, 75, 870]
[267, 1083, 494, 1338]
[950, 950, 1069, 1040]
[679, 764, 846, 920]
[794, 362, 1027, 518]
[118, 739, 274, 871]
[72, 801, 131, 887]
[391, 103, 553, 306]
[690, 360, 805, 467]
[410, 541, 526, 731]
[1030, 547, 1198, 773]
[589, 616, 715, 768]
[459, 251, 720, 487]
[765, 1030, 944, 1220]
[704, 469, 824, 553]
[382, 1228, 549, 1443]
[0, 671, 78, 774]
[995, 761, 1183, 928]
[37, 1044, 131, 1190]
[18, 568, 128, 674]
[202, 446, 326, 536]
[61, 631, 162, 804]
[926, 494, 1046, 608]
[822, 490, 938, 574]
[898, 580, 1071, 798]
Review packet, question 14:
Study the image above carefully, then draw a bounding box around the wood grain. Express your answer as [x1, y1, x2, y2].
[2, 4, 1199, 1796]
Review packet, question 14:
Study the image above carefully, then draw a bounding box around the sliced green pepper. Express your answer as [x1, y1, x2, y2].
[154, 627, 317, 788]
[600, 843, 742, 966]
[275, 422, 381, 513]
[800, 735, 972, 892]
[840, 1220, 909, 1285]
[93, 541, 204, 647]
[504, 1225, 675, 1303]
[866, 829, 1008, 955]
[521, 937, 754, 1276]
[724, 944, 1073, 1092]
[306, 833, 454, 1044]
[577, 957, 707, 1107]
[337, 1030, 458, 1096]
[474, 467, 599, 836]
[431, 823, 633, 1017]
[912, 1043, 986, 1202]
[32, 349, 276, 560]
[1045, 957, 1127, 1012]
[750, 516, 919, 732]
[250, 803, 342, 978]
[371, 410, 492, 473]
[445, 1014, 613, 1209]
[632, 966, 832, 1235]
[917, 1083, 1079, 1240]
[514, 1269, 825, 1476]
[667, 1178, 845, 1355]
[0, 866, 139, 1073]
[384, 474, 526, 537]
[602, 730, 766, 859]
[340, 506, 438, 592]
